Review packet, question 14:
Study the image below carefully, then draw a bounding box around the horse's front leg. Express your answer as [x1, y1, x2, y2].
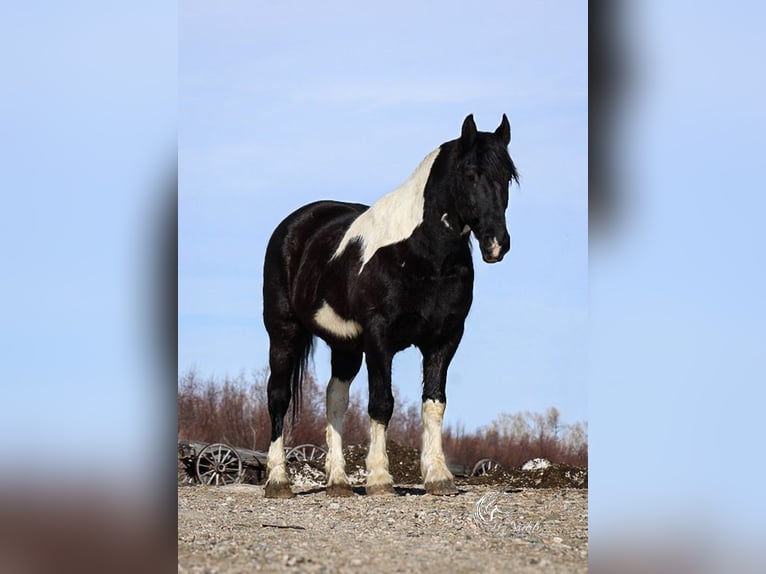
[420, 340, 461, 495]
[364, 340, 395, 495]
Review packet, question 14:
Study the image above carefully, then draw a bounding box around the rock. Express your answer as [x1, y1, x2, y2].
[522, 458, 552, 471]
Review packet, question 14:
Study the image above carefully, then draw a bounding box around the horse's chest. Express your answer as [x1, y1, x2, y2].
[399, 274, 462, 308]
[383, 273, 471, 342]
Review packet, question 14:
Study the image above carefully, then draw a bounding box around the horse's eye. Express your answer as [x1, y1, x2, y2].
[466, 172, 478, 185]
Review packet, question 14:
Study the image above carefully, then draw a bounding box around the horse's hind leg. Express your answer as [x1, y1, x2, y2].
[325, 349, 362, 497]
[264, 324, 310, 499]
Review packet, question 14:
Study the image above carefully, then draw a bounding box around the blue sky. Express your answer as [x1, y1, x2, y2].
[179, 1, 588, 432]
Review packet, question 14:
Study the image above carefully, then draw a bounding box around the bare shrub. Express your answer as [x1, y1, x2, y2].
[178, 369, 587, 468]
[177, 369, 271, 450]
[445, 407, 588, 468]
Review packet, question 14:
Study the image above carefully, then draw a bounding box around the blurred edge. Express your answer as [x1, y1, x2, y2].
[0, 2, 178, 573]
[0, 167, 178, 574]
[158, 164, 180, 559]
[589, 0, 766, 572]
[0, 489, 171, 574]
[588, 0, 626, 239]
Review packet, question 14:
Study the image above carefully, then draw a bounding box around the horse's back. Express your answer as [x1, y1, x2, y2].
[265, 200, 367, 264]
[263, 200, 367, 318]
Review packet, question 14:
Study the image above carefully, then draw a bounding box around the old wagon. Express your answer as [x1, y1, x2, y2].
[178, 440, 327, 486]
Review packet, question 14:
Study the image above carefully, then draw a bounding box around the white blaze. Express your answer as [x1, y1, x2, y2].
[489, 238, 502, 259]
[333, 148, 441, 271]
[421, 399, 454, 484]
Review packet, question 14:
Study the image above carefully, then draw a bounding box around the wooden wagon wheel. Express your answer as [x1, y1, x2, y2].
[471, 458, 502, 477]
[195, 443, 243, 485]
[286, 444, 326, 462]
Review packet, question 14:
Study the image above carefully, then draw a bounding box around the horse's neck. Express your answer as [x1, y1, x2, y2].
[405, 142, 471, 266]
[421, 166, 466, 240]
[333, 148, 441, 268]
[403, 194, 470, 271]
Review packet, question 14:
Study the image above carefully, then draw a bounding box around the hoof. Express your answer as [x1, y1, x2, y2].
[425, 480, 459, 496]
[326, 483, 354, 497]
[366, 482, 395, 496]
[264, 481, 295, 499]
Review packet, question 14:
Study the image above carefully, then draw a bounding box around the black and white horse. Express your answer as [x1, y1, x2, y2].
[262, 114, 519, 497]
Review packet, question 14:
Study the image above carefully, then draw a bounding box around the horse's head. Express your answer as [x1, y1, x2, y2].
[453, 114, 519, 263]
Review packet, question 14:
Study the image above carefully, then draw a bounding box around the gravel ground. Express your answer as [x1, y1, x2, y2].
[178, 482, 587, 573]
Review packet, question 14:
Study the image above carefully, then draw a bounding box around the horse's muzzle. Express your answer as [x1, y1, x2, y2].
[479, 232, 510, 263]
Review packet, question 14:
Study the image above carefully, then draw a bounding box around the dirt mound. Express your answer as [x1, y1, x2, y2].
[284, 441, 424, 487]
[338, 441, 423, 484]
[460, 462, 587, 489]
[348, 441, 588, 489]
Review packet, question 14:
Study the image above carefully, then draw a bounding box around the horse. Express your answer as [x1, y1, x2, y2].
[262, 114, 519, 498]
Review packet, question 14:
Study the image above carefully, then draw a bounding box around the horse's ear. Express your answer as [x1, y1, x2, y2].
[461, 114, 477, 149]
[495, 114, 511, 145]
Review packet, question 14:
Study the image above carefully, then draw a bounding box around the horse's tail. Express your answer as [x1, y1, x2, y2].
[290, 334, 314, 422]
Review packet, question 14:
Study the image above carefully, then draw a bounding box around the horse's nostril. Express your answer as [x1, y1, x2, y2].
[480, 236, 503, 260]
